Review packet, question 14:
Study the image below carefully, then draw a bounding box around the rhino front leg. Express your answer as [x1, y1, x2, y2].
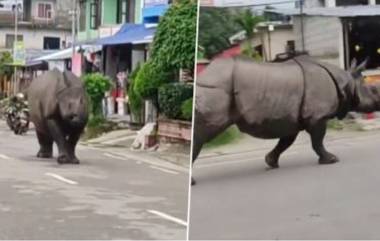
[265, 134, 298, 168]
[67, 131, 82, 164]
[307, 121, 339, 164]
[46, 119, 72, 164]
[36, 131, 53, 158]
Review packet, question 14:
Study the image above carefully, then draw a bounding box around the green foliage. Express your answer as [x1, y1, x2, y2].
[0, 51, 13, 77]
[128, 63, 143, 117]
[198, 8, 242, 58]
[150, 0, 197, 70]
[234, 9, 264, 39]
[205, 125, 241, 148]
[82, 73, 112, 116]
[158, 83, 193, 120]
[181, 98, 193, 121]
[240, 41, 262, 61]
[83, 116, 119, 140]
[87, 115, 106, 128]
[134, 61, 171, 100]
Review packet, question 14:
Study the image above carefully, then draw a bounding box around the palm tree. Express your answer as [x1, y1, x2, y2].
[234, 9, 264, 59]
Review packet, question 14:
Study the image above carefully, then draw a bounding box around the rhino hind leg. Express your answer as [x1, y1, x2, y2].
[36, 131, 53, 158]
[307, 121, 339, 165]
[265, 134, 298, 168]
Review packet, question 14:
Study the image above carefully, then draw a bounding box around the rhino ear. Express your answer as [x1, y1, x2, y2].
[62, 71, 71, 87]
[356, 57, 369, 73]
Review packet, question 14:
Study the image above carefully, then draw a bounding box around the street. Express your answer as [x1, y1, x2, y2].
[190, 129, 380, 239]
[0, 121, 189, 240]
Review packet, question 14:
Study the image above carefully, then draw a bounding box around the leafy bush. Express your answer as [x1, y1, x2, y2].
[134, 61, 171, 100]
[0, 51, 13, 77]
[128, 63, 143, 117]
[158, 83, 193, 120]
[150, 0, 197, 70]
[181, 98, 193, 121]
[82, 73, 112, 116]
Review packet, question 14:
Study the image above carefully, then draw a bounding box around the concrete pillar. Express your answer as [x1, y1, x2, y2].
[369, 0, 376, 5]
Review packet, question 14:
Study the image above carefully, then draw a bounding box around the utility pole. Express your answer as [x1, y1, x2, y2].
[13, 0, 19, 95]
[71, 0, 77, 59]
[300, 0, 305, 52]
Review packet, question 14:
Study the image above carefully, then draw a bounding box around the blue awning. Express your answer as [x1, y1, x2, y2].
[96, 24, 156, 46]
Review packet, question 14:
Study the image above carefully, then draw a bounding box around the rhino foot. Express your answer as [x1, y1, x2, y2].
[265, 153, 279, 169]
[37, 150, 52, 158]
[319, 154, 339, 165]
[57, 155, 80, 164]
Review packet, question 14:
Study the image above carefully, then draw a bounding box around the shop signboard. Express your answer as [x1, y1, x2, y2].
[144, 0, 168, 8]
[13, 41, 25, 66]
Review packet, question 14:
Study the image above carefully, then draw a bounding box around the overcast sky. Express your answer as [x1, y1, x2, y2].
[249, 0, 296, 8]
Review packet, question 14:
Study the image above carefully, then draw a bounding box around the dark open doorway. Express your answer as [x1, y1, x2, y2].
[346, 16, 380, 69]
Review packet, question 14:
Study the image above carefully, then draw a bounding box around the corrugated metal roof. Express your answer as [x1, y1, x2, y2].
[266, 5, 380, 17]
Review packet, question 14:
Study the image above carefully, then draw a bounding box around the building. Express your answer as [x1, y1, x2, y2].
[0, 0, 73, 95]
[0, 0, 72, 51]
[268, 0, 380, 70]
[75, 0, 170, 119]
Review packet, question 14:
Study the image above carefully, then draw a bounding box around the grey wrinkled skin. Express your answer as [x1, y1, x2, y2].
[27, 69, 89, 164]
[192, 55, 375, 184]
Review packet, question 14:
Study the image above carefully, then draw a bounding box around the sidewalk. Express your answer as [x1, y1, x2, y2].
[81, 129, 191, 169]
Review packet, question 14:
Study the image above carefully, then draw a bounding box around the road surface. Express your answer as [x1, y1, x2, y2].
[190, 130, 380, 239]
[0, 121, 189, 240]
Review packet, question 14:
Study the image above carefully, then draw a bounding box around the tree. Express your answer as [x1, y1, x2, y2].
[234, 9, 264, 59]
[82, 73, 112, 116]
[150, 0, 197, 71]
[0, 51, 13, 77]
[198, 8, 242, 58]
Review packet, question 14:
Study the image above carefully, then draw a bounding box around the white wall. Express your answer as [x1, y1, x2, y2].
[0, 27, 71, 49]
[293, 16, 342, 67]
[252, 27, 295, 61]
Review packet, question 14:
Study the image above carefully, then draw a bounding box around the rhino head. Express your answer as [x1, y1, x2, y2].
[346, 58, 380, 114]
[56, 71, 88, 127]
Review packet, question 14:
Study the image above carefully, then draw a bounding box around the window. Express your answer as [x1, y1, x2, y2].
[37, 2, 53, 19]
[79, 0, 86, 31]
[117, 0, 134, 23]
[336, 0, 368, 6]
[5, 34, 23, 49]
[117, 0, 128, 23]
[43, 37, 60, 50]
[90, 0, 102, 29]
[286, 40, 295, 52]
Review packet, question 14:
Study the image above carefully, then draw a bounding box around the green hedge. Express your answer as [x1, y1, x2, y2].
[82, 73, 112, 116]
[134, 61, 171, 100]
[158, 83, 193, 120]
[181, 98, 193, 121]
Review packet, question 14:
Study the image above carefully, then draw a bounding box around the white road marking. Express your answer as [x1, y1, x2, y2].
[0, 154, 11, 160]
[104, 152, 126, 160]
[45, 173, 78, 185]
[147, 210, 187, 227]
[149, 165, 179, 175]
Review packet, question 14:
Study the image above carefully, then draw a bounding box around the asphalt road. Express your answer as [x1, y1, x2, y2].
[0, 121, 189, 240]
[190, 130, 380, 239]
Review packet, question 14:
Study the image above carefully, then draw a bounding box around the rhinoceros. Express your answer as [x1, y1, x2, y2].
[192, 54, 372, 184]
[28, 69, 88, 164]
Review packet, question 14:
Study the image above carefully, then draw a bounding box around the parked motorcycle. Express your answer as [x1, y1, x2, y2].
[5, 93, 30, 135]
